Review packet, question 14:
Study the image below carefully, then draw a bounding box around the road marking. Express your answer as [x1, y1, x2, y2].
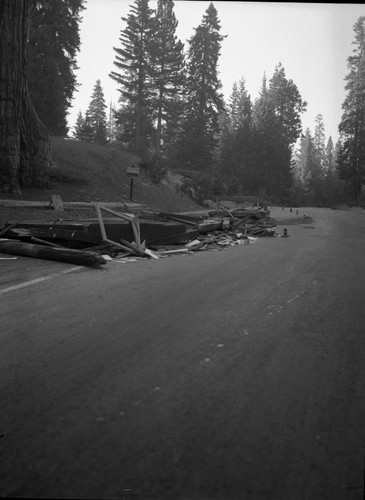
[0, 266, 83, 295]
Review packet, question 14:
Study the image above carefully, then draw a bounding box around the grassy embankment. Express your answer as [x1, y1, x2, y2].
[0, 137, 203, 228]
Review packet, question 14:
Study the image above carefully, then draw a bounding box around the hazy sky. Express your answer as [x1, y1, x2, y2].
[69, 1, 365, 144]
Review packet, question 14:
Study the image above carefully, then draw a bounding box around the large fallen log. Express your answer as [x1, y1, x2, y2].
[0, 240, 106, 266]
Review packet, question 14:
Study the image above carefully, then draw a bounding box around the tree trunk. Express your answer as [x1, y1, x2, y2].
[0, 0, 51, 194]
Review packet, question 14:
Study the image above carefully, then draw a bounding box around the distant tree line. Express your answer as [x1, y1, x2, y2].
[291, 115, 345, 207]
[1, 0, 363, 204]
[74, 0, 308, 204]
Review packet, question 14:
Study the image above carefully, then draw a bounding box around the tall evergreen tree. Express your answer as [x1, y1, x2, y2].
[338, 16, 365, 200]
[229, 78, 252, 131]
[314, 114, 326, 171]
[86, 80, 108, 145]
[324, 136, 336, 173]
[110, 0, 154, 155]
[107, 101, 118, 144]
[252, 74, 286, 200]
[149, 0, 185, 153]
[268, 63, 307, 146]
[263, 63, 306, 199]
[72, 110, 93, 142]
[73, 110, 85, 140]
[27, 0, 85, 136]
[301, 128, 324, 204]
[176, 2, 226, 172]
[219, 77, 254, 192]
[323, 136, 345, 206]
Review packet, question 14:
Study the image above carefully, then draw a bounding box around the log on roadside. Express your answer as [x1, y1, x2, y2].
[0, 240, 106, 266]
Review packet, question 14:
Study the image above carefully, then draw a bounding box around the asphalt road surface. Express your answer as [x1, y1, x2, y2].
[1, 207, 365, 500]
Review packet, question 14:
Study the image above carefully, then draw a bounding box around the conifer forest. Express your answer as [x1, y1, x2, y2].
[1, 0, 364, 206]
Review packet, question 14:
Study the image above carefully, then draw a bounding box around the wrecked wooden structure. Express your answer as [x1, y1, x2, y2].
[0, 199, 278, 266]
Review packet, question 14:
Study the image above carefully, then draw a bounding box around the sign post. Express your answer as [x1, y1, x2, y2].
[126, 165, 140, 201]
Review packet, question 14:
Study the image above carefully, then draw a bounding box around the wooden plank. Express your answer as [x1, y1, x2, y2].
[161, 248, 189, 255]
[93, 204, 141, 257]
[159, 212, 203, 225]
[0, 223, 17, 237]
[93, 203, 146, 255]
[93, 203, 134, 222]
[119, 239, 147, 257]
[50, 194, 64, 211]
[219, 204, 235, 218]
[30, 237, 65, 248]
[94, 203, 108, 241]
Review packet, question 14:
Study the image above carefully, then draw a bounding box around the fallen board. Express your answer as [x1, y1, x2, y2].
[0, 240, 106, 266]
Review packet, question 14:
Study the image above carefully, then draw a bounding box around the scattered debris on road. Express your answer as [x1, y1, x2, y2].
[0, 201, 280, 266]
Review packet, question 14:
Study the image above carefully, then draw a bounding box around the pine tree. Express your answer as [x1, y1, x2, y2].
[110, 0, 154, 155]
[149, 0, 185, 153]
[252, 74, 286, 200]
[313, 114, 326, 172]
[107, 101, 118, 144]
[27, 0, 85, 136]
[86, 80, 108, 145]
[73, 110, 85, 140]
[324, 136, 345, 206]
[268, 63, 307, 146]
[176, 2, 226, 172]
[264, 63, 307, 200]
[302, 127, 327, 205]
[219, 77, 254, 192]
[338, 16, 365, 200]
[324, 136, 336, 173]
[229, 78, 252, 131]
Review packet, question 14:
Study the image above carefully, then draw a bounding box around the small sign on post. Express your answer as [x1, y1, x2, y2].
[127, 165, 140, 178]
[127, 165, 140, 201]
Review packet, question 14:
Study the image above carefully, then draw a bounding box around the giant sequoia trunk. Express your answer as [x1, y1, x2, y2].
[0, 0, 51, 194]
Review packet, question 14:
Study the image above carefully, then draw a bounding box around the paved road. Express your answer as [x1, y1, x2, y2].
[1, 207, 365, 500]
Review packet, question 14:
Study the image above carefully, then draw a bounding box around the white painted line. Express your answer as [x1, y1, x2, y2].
[0, 266, 83, 295]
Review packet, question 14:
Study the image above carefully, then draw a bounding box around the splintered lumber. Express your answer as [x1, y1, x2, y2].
[219, 204, 235, 218]
[30, 237, 65, 248]
[93, 202, 148, 257]
[0, 240, 106, 266]
[161, 248, 189, 255]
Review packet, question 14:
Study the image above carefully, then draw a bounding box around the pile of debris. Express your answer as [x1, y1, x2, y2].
[0, 202, 278, 266]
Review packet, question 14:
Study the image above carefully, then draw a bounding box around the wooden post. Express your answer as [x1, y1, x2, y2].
[50, 194, 64, 211]
[129, 177, 134, 201]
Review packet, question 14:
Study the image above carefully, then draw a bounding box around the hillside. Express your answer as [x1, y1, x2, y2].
[0, 137, 203, 228]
